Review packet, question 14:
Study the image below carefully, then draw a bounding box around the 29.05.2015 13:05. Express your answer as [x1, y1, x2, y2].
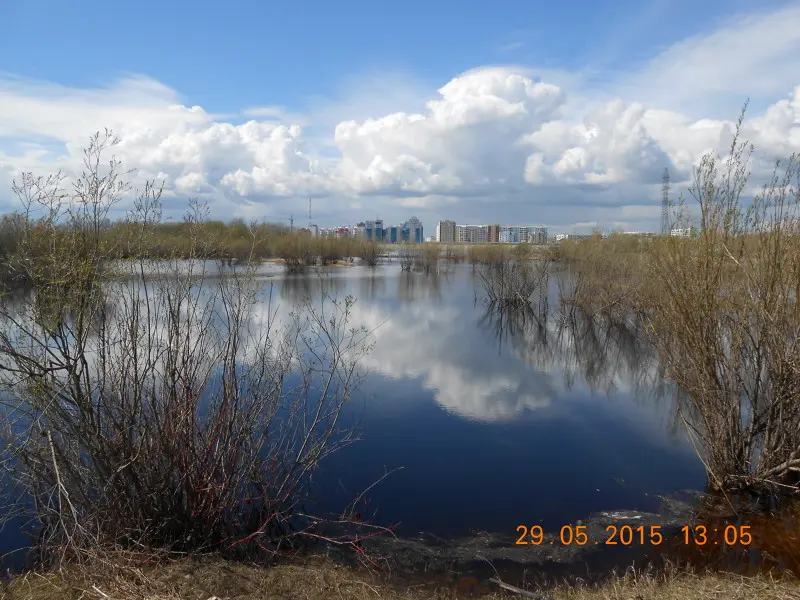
[515, 524, 754, 546]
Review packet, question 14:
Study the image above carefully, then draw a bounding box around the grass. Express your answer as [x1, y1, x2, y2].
[2, 555, 799, 600]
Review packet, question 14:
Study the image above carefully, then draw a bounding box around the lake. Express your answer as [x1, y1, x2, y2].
[0, 259, 706, 571]
[281, 262, 705, 536]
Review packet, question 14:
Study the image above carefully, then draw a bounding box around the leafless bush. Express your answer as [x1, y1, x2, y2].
[477, 245, 551, 311]
[555, 234, 650, 328]
[413, 244, 440, 275]
[0, 132, 375, 567]
[467, 244, 506, 267]
[275, 235, 315, 272]
[648, 107, 800, 493]
[355, 241, 380, 267]
[443, 245, 462, 263]
[398, 246, 417, 272]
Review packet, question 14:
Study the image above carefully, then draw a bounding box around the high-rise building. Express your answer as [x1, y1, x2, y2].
[455, 224, 489, 243]
[531, 226, 547, 244]
[487, 224, 500, 243]
[402, 216, 424, 244]
[436, 220, 456, 243]
[498, 225, 548, 244]
[364, 219, 384, 242]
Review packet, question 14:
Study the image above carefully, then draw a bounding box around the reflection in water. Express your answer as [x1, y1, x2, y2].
[279, 272, 346, 305]
[312, 264, 705, 547]
[396, 271, 450, 303]
[479, 301, 670, 403]
[356, 298, 555, 422]
[358, 273, 387, 302]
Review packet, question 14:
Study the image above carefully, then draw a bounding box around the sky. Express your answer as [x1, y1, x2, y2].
[1, 0, 799, 234]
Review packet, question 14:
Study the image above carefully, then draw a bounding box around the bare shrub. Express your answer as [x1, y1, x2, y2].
[275, 235, 314, 272]
[477, 245, 551, 311]
[316, 237, 345, 266]
[413, 244, 440, 275]
[0, 132, 374, 566]
[398, 246, 417, 272]
[355, 240, 380, 267]
[647, 109, 800, 494]
[443, 244, 462, 263]
[556, 234, 651, 327]
[467, 244, 506, 268]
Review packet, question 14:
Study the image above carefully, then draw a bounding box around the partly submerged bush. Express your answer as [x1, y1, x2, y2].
[0, 132, 373, 567]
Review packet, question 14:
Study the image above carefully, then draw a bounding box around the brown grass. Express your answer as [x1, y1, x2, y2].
[2, 556, 799, 600]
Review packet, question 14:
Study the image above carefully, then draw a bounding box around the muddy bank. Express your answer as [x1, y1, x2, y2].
[326, 490, 702, 589]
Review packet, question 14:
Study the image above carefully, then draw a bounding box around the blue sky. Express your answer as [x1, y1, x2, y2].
[1, 0, 799, 233]
[0, 0, 773, 110]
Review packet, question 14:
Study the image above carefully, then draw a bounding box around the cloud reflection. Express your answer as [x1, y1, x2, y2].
[263, 270, 668, 423]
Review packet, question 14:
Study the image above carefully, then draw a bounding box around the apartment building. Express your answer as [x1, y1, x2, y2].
[436, 221, 547, 244]
[436, 220, 456, 243]
[456, 224, 488, 243]
[671, 227, 698, 238]
[499, 225, 548, 244]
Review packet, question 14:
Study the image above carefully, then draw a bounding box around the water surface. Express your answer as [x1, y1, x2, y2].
[0, 260, 706, 569]
[282, 263, 705, 537]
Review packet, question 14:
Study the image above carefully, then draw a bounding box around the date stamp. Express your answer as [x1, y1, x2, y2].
[515, 524, 753, 546]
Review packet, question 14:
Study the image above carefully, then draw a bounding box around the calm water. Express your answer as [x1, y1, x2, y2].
[0, 261, 706, 567]
[282, 263, 705, 536]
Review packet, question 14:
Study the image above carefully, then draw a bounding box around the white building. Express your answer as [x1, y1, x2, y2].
[456, 224, 488, 243]
[671, 227, 697, 238]
[498, 225, 547, 244]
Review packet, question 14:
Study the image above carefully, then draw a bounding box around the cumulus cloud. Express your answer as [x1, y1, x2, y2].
[334, 68, 565, 196]
[1, 3, 799, 231]
[523, 100, 676, 185]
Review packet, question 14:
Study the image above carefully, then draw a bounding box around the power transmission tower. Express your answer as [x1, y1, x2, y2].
[290, 215, 294, 232]
[661, 168, 670, 235]
[308, 198, 312, 229]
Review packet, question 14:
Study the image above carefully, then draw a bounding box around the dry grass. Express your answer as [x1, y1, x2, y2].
[2, 556, 799, 600]
[556, 570, 800, 600]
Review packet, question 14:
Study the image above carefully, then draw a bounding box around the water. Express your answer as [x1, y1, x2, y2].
[278, 263, 705, 536]
[0, 260, 707, 570]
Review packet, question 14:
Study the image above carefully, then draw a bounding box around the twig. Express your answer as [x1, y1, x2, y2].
[488, 577, 551, 599]
[91, 585, 110, 598]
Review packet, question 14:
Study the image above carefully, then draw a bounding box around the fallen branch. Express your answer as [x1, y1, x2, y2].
[488, 577, 552, 599]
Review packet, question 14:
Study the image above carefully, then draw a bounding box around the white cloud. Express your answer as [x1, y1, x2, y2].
[612, 3, 800, 116]
[523, 100, 674, 185]
[1, 3, 799, 232]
